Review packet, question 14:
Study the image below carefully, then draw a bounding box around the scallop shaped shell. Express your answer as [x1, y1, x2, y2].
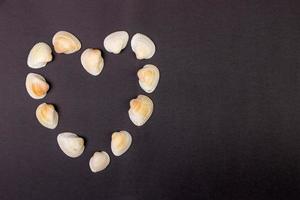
[57, 132, 85, 158]
[104, 31, 129, 54]
[131, 33, 156, 59]
[52, 31, 81, 54]
[27, 42, 53, 68]
[80, 48, 104, 76]
[36, 103, 58, 129]
[25, 73, 49, 99]
[128, 95, 153, 126]
[89, 151, 110, 172]
[111, 131, 132, 156]
[138, 64, 160, 93]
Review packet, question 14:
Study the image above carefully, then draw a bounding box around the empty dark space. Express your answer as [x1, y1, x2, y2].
[0, 0, 299, 199]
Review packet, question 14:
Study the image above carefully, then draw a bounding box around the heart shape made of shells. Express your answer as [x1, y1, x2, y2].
[26, 31, 160, 173]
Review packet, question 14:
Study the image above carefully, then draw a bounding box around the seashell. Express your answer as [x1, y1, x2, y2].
[80, 48, 104, 76]
[89, 151, 110, 172]
[52, 31, 81, 54]
[111, 131, 132, 156]
[57, 132, 85, 158]
[103, 31, 129, 54]
[131, 33, 156, 59]
[27, 42, 53, 68]
[25, 73, 49, 99]
[36, 103, 58, 129]
[137, 64, 160, 93]
[128, 95, 153, 126]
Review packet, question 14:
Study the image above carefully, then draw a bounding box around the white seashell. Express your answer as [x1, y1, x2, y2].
[137, 64, 160, 93]
[89, 151, 110, 173]
[25, 73, 49, 99]
[57, 132, 85, 158]
[104, 31, 129, 54]
[131, 33, 156, 59]
[111, 131, 132, 156]
[36, 103, 58, 129]
[128, 95, 153, 126]
[80, 48, 104, 76]
[27, 42, 53, 68]
[52, 31, 81, 54]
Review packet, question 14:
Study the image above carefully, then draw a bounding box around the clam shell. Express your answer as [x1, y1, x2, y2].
[52, 31, 81, 54]
[80, 48, 104, 76]
[104, 31, 129, 54]
[131, 33, 156, 59]
[57, 132, 85, 158]
[36, 103, 58, 129]
[128, 95, 153, 126]
[138, 64, 160, 93]
[89, 151, 110, 172]
[25, 73, 49, 99]
[111, 131, 132, 156]
[27, 42, 53, 68]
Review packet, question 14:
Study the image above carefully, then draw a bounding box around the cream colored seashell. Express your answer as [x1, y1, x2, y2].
[131, 33, 156, 59]
[27, 42, 53, 68]
[137, 64, 160, 93]
[36, 103, 58, 129]
[89, 151, 110, 173]
[25, 73, 49, 99]
[104, 31, 129, 54]
[52, 31, 81, 54]
[111, 131, 132, 156]
[80, 48, 104, 76]
[128, 95, 153, 126]
[57, 132, 85, 158]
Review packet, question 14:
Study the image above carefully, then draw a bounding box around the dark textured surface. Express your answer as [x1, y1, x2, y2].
[0, 0, 299, 199]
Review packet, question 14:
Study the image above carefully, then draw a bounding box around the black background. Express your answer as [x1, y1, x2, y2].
[0, 0, 299, 199]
